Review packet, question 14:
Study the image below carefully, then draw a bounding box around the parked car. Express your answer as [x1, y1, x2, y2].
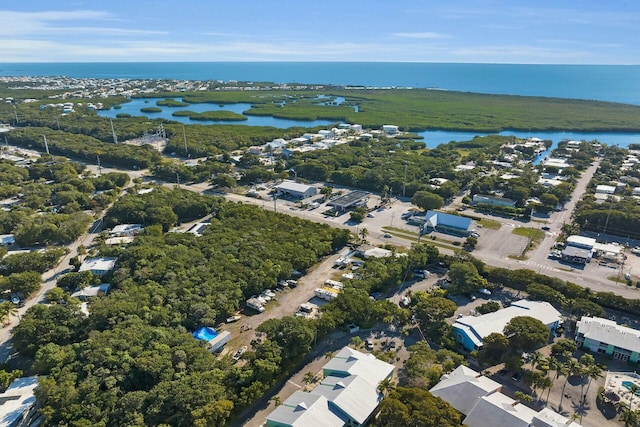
[632, 247, 640, 255]
[365, 339, 374, 350]
[367, 213, 375, 218]
[541, 226, 550, 231]
[511, 372, 522, 382]
[383, 233, 392, 238]
[478, 288, 492, 296]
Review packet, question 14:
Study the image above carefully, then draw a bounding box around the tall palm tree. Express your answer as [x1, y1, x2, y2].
[619, 406, 640, 427]
[548, 358, 568, 406]
[324, 351, 335, 360]
[530, 352, 544, 370]
[377, 377, 396, 397]
[580, 364, 603, 423]
[270, 396, 282, 407]
[559, 359, 581, 411]
[359, 227, 368, 242]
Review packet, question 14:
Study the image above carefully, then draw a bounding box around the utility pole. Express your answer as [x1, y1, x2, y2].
[13, 105, 18, 124]
[603, 195, 615, 235]
[110, 118, 118, 144]
[42, 135, 50, 155]
[182, 125, 188, 157]
[273, 195, 277, 213]
[176, 173, 180, 187]
[402, 161, 408, 197]
[96, 155, 102, 175]
[56, 117, 60, 130]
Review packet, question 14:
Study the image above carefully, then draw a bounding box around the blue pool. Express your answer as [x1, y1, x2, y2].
[192, 327, 218, 342]
[622, 381, 640, 395]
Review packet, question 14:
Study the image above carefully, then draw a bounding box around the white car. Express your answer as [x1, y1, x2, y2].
[478, 288, 492, 296]
[367, 213, 375, 218]
[632, 247, 640, 255]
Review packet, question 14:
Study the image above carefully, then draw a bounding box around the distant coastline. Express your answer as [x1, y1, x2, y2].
[1, 62, 640, 105]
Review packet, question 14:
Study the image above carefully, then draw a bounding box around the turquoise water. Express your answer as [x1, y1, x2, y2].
[97, 97, 334, 128]
[418, 129, 640, 154]
[623, 381, 640, 395]
[3, 62, 640, 105]
[192, 327, 218, 341]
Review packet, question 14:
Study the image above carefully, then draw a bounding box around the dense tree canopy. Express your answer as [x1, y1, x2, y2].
[503, 316, 550, 353]
[373, 386, 463, 427]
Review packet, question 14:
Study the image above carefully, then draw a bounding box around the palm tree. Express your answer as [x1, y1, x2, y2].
[580, 364, 603, 423]
[627, 383, 640, 410]
[619, 406, 640, 427]
[548, 357, 567, 406]
[377, 377, 395, 397]
[350, 336, 363, 349]
[559, 359, 581, 411]
[324, 351, 335, 360]
[359, 227, 368, 242]
[270, 396, 282, 407]
[530, 351, 543, 370]
[0, 302, 17, 326]
[302, 371, 316, 390]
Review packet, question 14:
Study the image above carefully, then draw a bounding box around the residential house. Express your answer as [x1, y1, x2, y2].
[576, 316, 640, 362]
[266, 347, 394, 427]
[453, 299, 561, 351]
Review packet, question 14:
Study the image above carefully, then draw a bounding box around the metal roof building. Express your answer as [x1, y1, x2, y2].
[429, 365, 501, 415]
[423, 210, 474, 236]
[78, 257, 117, 276]
[326, 190, 370, 212]
[266, 347, 394, 427]
[430, 366, 581, 427]
[453, 299, 561, 351]
[276, 180, 318, 199]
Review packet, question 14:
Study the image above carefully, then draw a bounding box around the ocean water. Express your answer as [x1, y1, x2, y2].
[5, 62, 640, 146]
[2, 62, 640, 105]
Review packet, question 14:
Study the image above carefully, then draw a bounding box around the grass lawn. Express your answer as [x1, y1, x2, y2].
[477, 218, 502, 230]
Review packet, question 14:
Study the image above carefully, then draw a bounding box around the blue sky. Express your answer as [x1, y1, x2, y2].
[2, 0, 639, 64]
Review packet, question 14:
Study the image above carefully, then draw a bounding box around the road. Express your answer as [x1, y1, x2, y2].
[0, 167, 142, 362]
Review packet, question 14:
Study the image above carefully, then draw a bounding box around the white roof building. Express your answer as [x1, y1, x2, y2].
[576, 316, 640, 357]
[429, 365, 501, 415]
[110, 223, 143, 236]
[430, 367, 581, 427]
[0, 376, 39, 427]
[275, 181, 318, 199]
[566, 235, 596, 250]
[453, 300, 562, 351]
[464, 392, 538, 427]
[595, 184, 617, 195]
[266, 347, 394, 427]
[79, 257, 117, 276]
[532, 408, 581, 427]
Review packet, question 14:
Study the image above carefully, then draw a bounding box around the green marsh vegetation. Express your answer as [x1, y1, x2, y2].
[171, 110, 248, 121]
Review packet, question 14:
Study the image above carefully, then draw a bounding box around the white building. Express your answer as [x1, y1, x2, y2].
[276, 181, 318, 199]
[382, 125, 399, 135]
[429, 365, 501, 415]
[430, 366, 581, 427]
[110, 224, 144, 236]
[266, 347, 394, 427]
[0, 376, 39, 427]
[576, 316, 640, 362]
[595, 184, 617, 195]
[79, 257, 117, 276]
[453, 299, 561, 351]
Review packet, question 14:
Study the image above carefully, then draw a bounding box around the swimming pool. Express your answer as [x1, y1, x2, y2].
[622, 381, 640, 395]
[192, 327, 218, 342]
